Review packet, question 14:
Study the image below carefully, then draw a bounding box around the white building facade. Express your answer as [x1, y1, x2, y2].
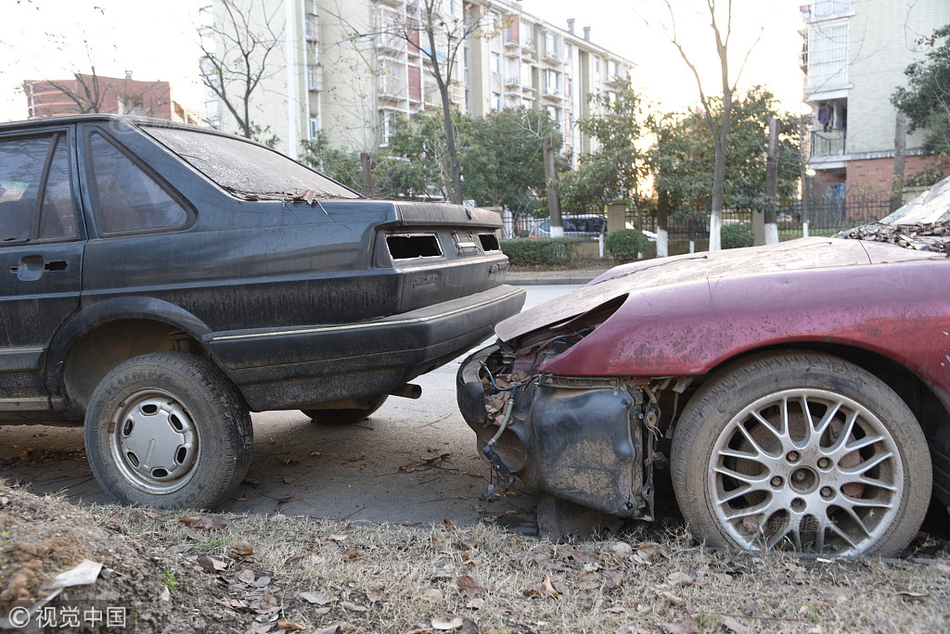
[205, 0, 634, 162]
[803, 0, 950, 201]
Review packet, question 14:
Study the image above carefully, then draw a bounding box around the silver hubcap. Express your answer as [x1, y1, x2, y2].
[710, 388, 903, 555]
[109, 390, 199, 494]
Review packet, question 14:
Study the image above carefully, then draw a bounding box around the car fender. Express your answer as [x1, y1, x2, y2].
[44, 296, 213, 390]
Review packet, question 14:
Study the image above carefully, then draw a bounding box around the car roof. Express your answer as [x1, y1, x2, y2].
[0, 115, 238, 143]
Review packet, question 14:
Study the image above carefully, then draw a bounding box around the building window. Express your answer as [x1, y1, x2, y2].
[812, 0, 850, 19]
[808, 20, 848, 92]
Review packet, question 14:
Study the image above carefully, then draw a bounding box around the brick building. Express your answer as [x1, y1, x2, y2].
[24, 72, 201, 124]
[803, 0, 950, 206]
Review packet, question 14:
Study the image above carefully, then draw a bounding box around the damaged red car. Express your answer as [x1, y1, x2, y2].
[457, 178, 950, 557]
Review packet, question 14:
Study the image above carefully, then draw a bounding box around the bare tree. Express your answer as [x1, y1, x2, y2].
[199, 0, 283, 139]
[336, 0, 493, 203]
[654, 0, 760, 251]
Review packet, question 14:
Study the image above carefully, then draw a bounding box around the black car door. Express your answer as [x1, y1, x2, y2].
[0, 128, 83, 412]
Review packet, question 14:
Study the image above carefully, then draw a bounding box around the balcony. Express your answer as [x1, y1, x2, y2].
[810, 129, 847, 158]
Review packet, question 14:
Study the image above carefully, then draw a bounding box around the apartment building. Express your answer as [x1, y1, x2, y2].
[803, 0, 950, 202]
[24, 73, 201, 124]
[205, 0, 634, 161]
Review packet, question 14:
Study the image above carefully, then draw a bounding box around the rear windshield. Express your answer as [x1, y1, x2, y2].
[143, 125, 359, 200]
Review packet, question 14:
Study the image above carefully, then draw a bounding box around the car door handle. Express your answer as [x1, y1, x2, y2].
[10, 256, 68, 281]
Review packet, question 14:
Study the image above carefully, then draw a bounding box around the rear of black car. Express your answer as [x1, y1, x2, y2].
[0, 115, 524, 510]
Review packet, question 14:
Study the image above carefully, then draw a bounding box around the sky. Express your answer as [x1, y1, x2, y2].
[0, 0, 204, 121]
[519, 0, 808, 114]
[0, 0, 808, 122]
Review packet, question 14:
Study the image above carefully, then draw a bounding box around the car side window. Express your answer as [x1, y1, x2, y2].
[88, 132, 188, 234]
[0, 134, 78, 243]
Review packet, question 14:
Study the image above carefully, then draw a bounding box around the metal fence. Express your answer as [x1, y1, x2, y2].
[507, 197, 895, 243]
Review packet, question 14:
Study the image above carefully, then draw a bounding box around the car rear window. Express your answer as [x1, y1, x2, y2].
[143, 126, 359, 200]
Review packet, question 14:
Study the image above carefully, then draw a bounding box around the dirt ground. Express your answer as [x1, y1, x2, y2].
[3, 480, 950, 634]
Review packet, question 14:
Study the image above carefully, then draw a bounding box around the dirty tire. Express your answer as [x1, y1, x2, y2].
[84, 352, 253, 510]
[670, 352, 931, 557]
[302, 394, 388, 425]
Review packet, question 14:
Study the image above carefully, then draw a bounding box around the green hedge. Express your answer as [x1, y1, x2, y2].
[721, 223, 754, 249]
[500, 238, 581, 267]
[605, 229, 651, 263]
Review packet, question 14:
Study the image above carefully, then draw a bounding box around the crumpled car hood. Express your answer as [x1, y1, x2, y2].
[881, 175, 950, 224]
[495, 236, 940, 341]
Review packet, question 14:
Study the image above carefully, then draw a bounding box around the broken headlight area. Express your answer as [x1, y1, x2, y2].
[457, 332, 671, 527]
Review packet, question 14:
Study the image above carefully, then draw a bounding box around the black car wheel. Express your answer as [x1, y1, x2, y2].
[302, 394, 389, 425]
[671, 352, 931, 557]
[84, 352, 253, 510]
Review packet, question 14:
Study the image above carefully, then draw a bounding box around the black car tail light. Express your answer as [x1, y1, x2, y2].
[387, 234, 442, 260]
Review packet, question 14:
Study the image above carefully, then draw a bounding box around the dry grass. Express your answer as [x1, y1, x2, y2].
[2, 481, 949, 633]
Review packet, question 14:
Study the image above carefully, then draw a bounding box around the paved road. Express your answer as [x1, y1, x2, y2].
[0, 285, 580, 530]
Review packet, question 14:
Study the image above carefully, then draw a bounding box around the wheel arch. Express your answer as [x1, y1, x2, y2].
[677, 342, 950, 432]
[46, 297, 215, 415]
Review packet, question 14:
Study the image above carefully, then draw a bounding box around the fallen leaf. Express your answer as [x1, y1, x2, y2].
[662, 591, 684, 606]
[577, 570, 600, 590]
[238, 569, 256, 585]
[197, 555, 228, 573]
[603, 569, 625, 589]
[365, 587, 384, 602]
[253, 575, 271, 588]
[300, 590, 332, 605]
[341, 601, 367, 612]
[422, 588, 444, 603]
[636, 542, 670, 564]
[820, 587, 856, 604]
[460, 617, 479, 634]
[667, 571, 696, 587]
[314, 622, 347, 634]
[342, 547, 361, 561]
[457, 575, 486, 596]
[431, 563, 455, 580]
[180, 516, 214, 530]
[432, 617, 464, 630]
[466, 597, 485, 610]
[571, 550, 599, 566]
[610, 542, 633, 561]
[277, 621, 305, 631]
[722, 616, 749, 634]
[230, 539, 254, 556]
[329, 534, 348, 542]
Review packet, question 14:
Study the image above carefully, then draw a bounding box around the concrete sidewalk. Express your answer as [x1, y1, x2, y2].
[505, 268, 608, 285]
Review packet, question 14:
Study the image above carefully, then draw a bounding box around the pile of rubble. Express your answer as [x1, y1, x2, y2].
[843, 220, 950, 254]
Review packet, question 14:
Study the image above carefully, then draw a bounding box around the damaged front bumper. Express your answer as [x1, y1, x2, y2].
[456, 341, 664, 523]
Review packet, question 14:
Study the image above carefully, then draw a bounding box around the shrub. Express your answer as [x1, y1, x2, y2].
[605, 229, 650, 263]
[500, 238, 581, 267]
[720, 223, 754, 249]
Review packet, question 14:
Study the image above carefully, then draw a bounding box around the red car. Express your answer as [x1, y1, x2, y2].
[457, 178, 950, 557]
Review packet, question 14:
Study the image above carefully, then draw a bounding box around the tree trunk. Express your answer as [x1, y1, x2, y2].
[543, 136, 563, 237]
[765, 117, 779, 245]
[657, 187, 670, 258]
[891, 113, 907, 211]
